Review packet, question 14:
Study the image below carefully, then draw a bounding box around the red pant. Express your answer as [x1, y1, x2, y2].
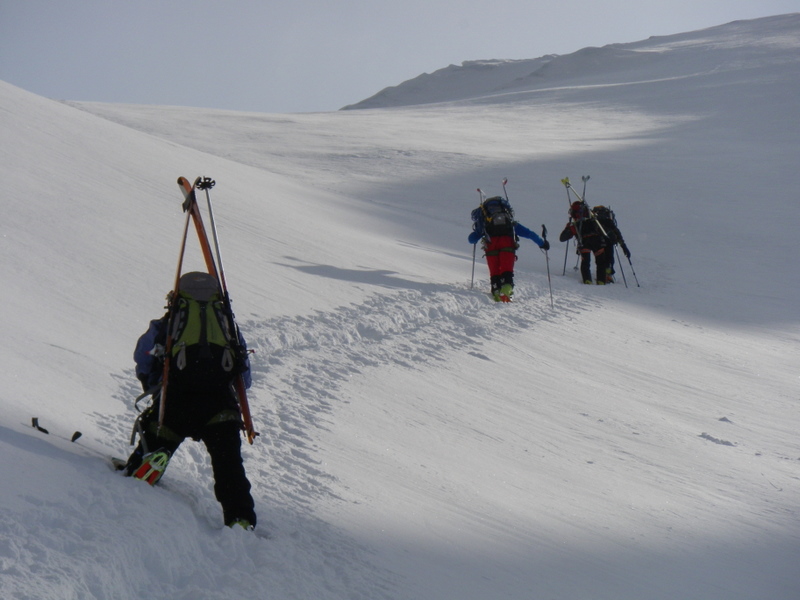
[484, 236, 517, 276]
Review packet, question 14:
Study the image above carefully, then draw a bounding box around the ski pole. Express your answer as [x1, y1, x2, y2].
[561, 178, 573, 276]
[562, 177, 589, 207]
[501, 177, 510, 201]
[177, 176, 258, 443]
[542, 225, 554, 308]
[561, 177, 574, 204]
[470, 188, 485, 289]
[470, 243, 477, 289]
[614, 246, 628, 288]
[563, 177, 587, 204]
[626, 254, 640, 287]
[609, 207, 638, 287]
[197, 177, 259, 443]
[198, 177, 228, 293]
[561, 178, 590, 270]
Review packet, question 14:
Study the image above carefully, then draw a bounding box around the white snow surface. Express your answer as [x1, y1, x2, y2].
[1, 13, 799, 600]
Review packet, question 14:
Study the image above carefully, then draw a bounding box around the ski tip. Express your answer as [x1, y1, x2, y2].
[31, 417, 49, 434]
[177, 176, 199, 191]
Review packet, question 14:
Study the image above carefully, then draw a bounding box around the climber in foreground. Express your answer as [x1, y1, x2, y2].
[123, 271, 257, 530]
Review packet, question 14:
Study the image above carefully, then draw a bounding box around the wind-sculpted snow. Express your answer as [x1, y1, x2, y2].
[0, 428, 400, 600]
[243, 283, 590, 505]
[12, 283, 584, 600]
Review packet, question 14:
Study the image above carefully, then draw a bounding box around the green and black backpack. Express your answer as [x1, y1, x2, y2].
[168, 271, 236, 378]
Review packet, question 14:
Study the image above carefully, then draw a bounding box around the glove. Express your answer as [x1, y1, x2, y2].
[622, 244, 631, 259]
[541, 240, 550, 251]
[468, 231, 482, 245]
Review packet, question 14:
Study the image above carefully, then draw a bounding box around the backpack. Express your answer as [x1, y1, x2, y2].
[168, 271, 236, 377]
[592, 205, 618, 241]
[477, 196, 516, 238]
[592, 205, 615, 224]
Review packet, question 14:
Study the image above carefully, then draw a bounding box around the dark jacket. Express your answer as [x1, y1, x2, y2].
[133, 315, 252, 391]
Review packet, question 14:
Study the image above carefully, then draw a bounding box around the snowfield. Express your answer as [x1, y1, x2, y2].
[1, 13, 798, 600]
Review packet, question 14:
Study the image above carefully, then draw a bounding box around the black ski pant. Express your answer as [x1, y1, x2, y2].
[579, 236, 609, 283]
[126, 387, 256, 527]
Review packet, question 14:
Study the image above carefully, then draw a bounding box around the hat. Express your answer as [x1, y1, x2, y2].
[178, 271, 220, 302]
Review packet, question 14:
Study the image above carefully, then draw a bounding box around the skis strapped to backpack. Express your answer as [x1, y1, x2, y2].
[158, 176, 258, 444]
[561, 177, 610, 239]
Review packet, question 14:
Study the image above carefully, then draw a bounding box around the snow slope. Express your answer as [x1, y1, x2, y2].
[1, 13, 798, 600]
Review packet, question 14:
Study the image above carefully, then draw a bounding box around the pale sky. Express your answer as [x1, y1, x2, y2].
[1, 0, 797, 113]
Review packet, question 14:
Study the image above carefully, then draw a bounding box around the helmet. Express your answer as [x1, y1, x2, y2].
[178, 271, 221, 302]
[570, 201, 588, 220]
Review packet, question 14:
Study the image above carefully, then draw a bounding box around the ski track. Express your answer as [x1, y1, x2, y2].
[82, 279, 596, 599]
[241, 280, 593, 505]
[113, 281, 593, 508]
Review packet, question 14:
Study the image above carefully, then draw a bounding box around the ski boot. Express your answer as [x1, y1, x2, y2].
[227, 518, 255, 531]
[131, 450, 171, 486]
[499, 283, 514, 302]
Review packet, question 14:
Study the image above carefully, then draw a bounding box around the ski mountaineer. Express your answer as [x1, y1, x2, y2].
[559, 201, 609, 284]
[469, 195, 549, 301]
[592, 205, 631, 284]
[123, 271, 257, 530]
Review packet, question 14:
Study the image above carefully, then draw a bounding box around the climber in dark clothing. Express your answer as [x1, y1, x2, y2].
[560, 201, 609, 285]
[124, 271, 256, 530]
[592, 205, 631, 283]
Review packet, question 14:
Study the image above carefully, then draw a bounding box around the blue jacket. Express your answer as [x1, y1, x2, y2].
[468, 221, 546, 248]
[133, 315, 252, 390]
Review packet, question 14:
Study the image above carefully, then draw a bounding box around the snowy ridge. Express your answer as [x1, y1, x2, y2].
[341, 57, 556, 110]
[343, 13, 800, 109]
